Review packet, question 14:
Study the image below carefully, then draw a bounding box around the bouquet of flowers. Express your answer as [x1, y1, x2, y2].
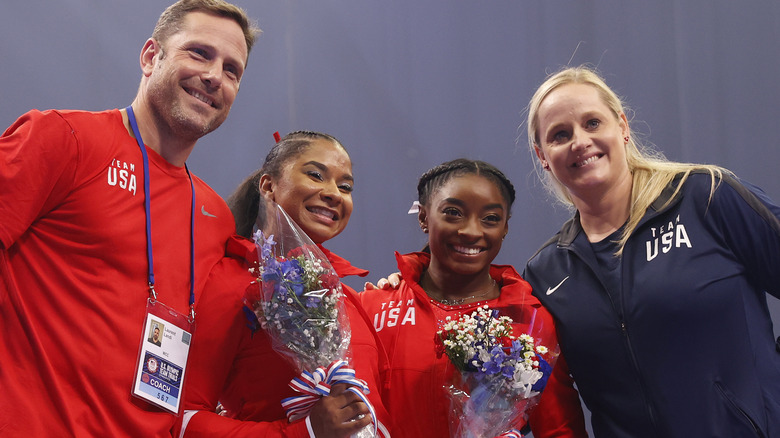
[245, 229, 348, 372]
[435, 305, 554, 438]
[243, 201, 376, 437]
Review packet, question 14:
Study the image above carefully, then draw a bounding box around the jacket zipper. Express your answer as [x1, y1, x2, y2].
[619, 320, 660, 436]
[569, 245, 662, 436]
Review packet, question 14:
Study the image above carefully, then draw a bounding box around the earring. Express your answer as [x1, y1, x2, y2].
[543, 163, 550, 171]
[624, 136, 630, 143]
[422, 227, 428, 233]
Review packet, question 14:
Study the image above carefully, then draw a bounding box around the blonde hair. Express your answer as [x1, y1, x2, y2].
[527, 65, 726, 254]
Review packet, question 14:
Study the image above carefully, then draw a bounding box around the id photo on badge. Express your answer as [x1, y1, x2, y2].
[147, 319, 164, 347]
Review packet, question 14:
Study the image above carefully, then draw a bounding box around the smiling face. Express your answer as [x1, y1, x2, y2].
[260, 139, 354, 244]
[420, 173, 509, 278]
[142, 11, 248, 142]
[534, 83, 631, 204]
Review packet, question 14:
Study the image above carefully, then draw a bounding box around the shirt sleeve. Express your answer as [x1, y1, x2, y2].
[0, 110, 79, 248]
[710, 175, 780, 299]
[180, 410, 310, 438]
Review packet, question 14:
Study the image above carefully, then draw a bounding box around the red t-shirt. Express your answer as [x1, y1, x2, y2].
[0, 109, 235, 437]
[357, 252, 587, 438]
[178, 237, 392, 437]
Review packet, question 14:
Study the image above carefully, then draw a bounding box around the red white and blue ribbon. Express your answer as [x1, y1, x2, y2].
[497, 429, 524, 438]
[281, 360, 377, 435]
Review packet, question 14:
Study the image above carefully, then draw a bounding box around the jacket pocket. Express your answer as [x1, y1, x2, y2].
[714, 381, 766, 438]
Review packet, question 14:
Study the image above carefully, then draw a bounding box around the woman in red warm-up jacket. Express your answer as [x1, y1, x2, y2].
[358, 159, 586, 438]
[176, 131, 392, 438]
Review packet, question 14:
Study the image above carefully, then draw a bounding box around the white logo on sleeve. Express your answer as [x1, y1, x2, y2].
[546, 276, 570, 295]
[201, 205, 217, 218]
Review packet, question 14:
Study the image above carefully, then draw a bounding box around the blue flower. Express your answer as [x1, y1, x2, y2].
[508, 339, 525, 361]
[465, 352, 481, 373]
[305, 297, 321, 308]
[481, 344, 511, 377]
[281, 259, 304, 296]
[253, 230, 277, 260]
[531, 355, 552, 392]
[262, 267, 281, 284]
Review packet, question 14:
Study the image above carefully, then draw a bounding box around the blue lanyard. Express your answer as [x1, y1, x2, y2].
[125, 106, 196, 319]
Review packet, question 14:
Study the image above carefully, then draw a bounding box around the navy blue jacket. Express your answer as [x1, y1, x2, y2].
[524, 172, 780, 438]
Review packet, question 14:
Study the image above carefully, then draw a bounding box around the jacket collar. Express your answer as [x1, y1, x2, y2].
[318, 245, 369, 279]
[225, 234, 369, 279]
[556, 174, 686, 248]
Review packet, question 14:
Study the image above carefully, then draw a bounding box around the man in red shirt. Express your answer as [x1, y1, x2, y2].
[0, 1, 259, 436]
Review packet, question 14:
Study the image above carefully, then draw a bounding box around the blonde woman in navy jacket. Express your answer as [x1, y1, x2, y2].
[524, 65, 780, 437]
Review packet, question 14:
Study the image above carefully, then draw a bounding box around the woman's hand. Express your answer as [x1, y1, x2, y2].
[308, 383, 372, 437]
[363, 272, 402, 291]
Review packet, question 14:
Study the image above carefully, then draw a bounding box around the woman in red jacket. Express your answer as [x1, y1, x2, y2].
[177, 131, 391, 437]
[358, 159, 586, 437]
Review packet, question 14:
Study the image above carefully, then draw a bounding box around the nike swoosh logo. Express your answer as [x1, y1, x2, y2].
[201, 205, 217, 218]
[546, 276, 569, 295]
